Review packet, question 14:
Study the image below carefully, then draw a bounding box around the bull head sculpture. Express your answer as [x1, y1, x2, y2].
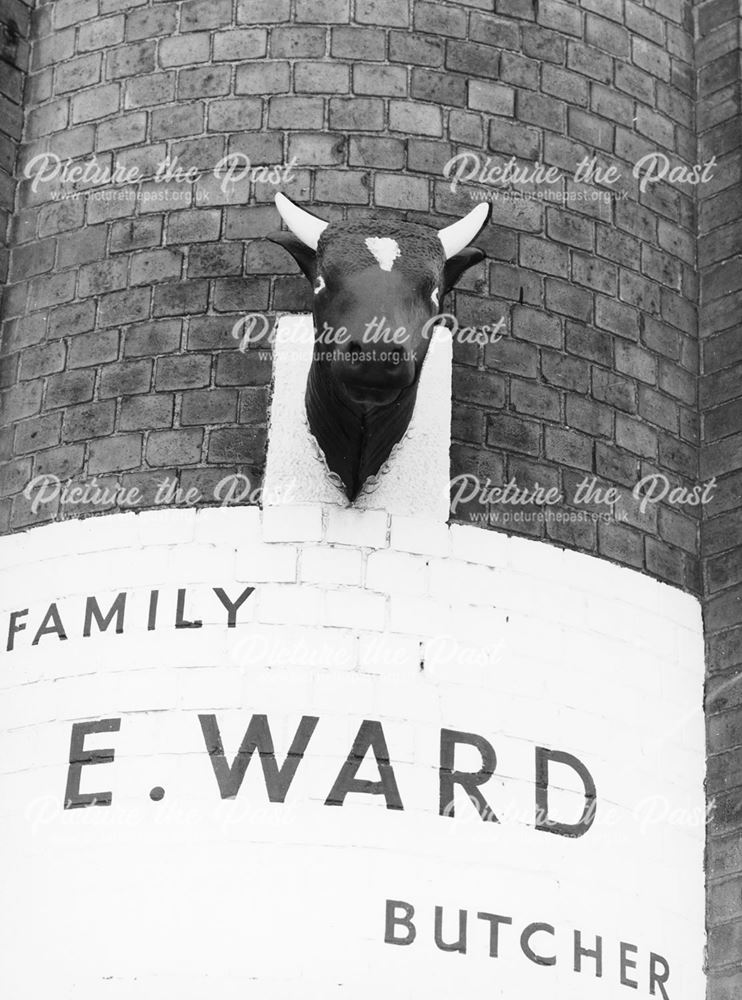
[267, 193, 491, 500]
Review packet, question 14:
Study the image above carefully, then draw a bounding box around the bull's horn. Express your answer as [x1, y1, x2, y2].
[438, 203, 490, 259]
[275, 192, 328, 251]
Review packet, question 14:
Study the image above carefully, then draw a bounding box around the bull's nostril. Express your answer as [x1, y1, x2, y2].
[346, 343, 406, 367]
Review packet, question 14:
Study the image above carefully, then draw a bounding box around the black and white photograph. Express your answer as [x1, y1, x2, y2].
[0, 0, 739, 996]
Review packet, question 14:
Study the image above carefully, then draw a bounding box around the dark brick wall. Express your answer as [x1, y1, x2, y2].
[696, 0, 742, 996]
[0, 0, 703, 601]
[0, 0, 31, 288]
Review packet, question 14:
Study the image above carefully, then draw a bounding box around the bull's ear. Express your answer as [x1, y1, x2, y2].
[442, 247, 486, 294]
[266, 231, 317, 282]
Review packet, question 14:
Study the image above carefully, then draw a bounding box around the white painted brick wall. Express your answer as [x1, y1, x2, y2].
[366, 550, 427, 596]
[258, 583, 324, 626]
[234, 542, 297, 582]
[0, 505, 706, 1000]
[325, 588, 386, 631]
[325, 507, 388, 549]
[261, 504, 324, 543]
[300, 545, 364, 586]
[390, 514, 450, 556]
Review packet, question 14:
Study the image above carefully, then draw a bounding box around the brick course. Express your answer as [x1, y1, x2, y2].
[695, 0, 742, 995]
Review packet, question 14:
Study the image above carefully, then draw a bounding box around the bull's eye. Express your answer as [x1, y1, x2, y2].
[314, 276, 326, 295]
[431, 287, 440, 308]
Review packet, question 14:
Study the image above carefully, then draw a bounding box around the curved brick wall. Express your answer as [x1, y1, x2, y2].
[0, 0, 31, 281]
[0, 0, 700, 596]
[0, 504, 709, 998]
[696, 0, 742, 997]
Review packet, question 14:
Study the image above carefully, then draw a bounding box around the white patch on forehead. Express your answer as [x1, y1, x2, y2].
[314, 275, 326, 295]
[364, 236, 401, 272]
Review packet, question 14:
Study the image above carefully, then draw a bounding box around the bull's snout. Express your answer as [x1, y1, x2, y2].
[331, 339, 416, 406]
[348, 342, 405, 366]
